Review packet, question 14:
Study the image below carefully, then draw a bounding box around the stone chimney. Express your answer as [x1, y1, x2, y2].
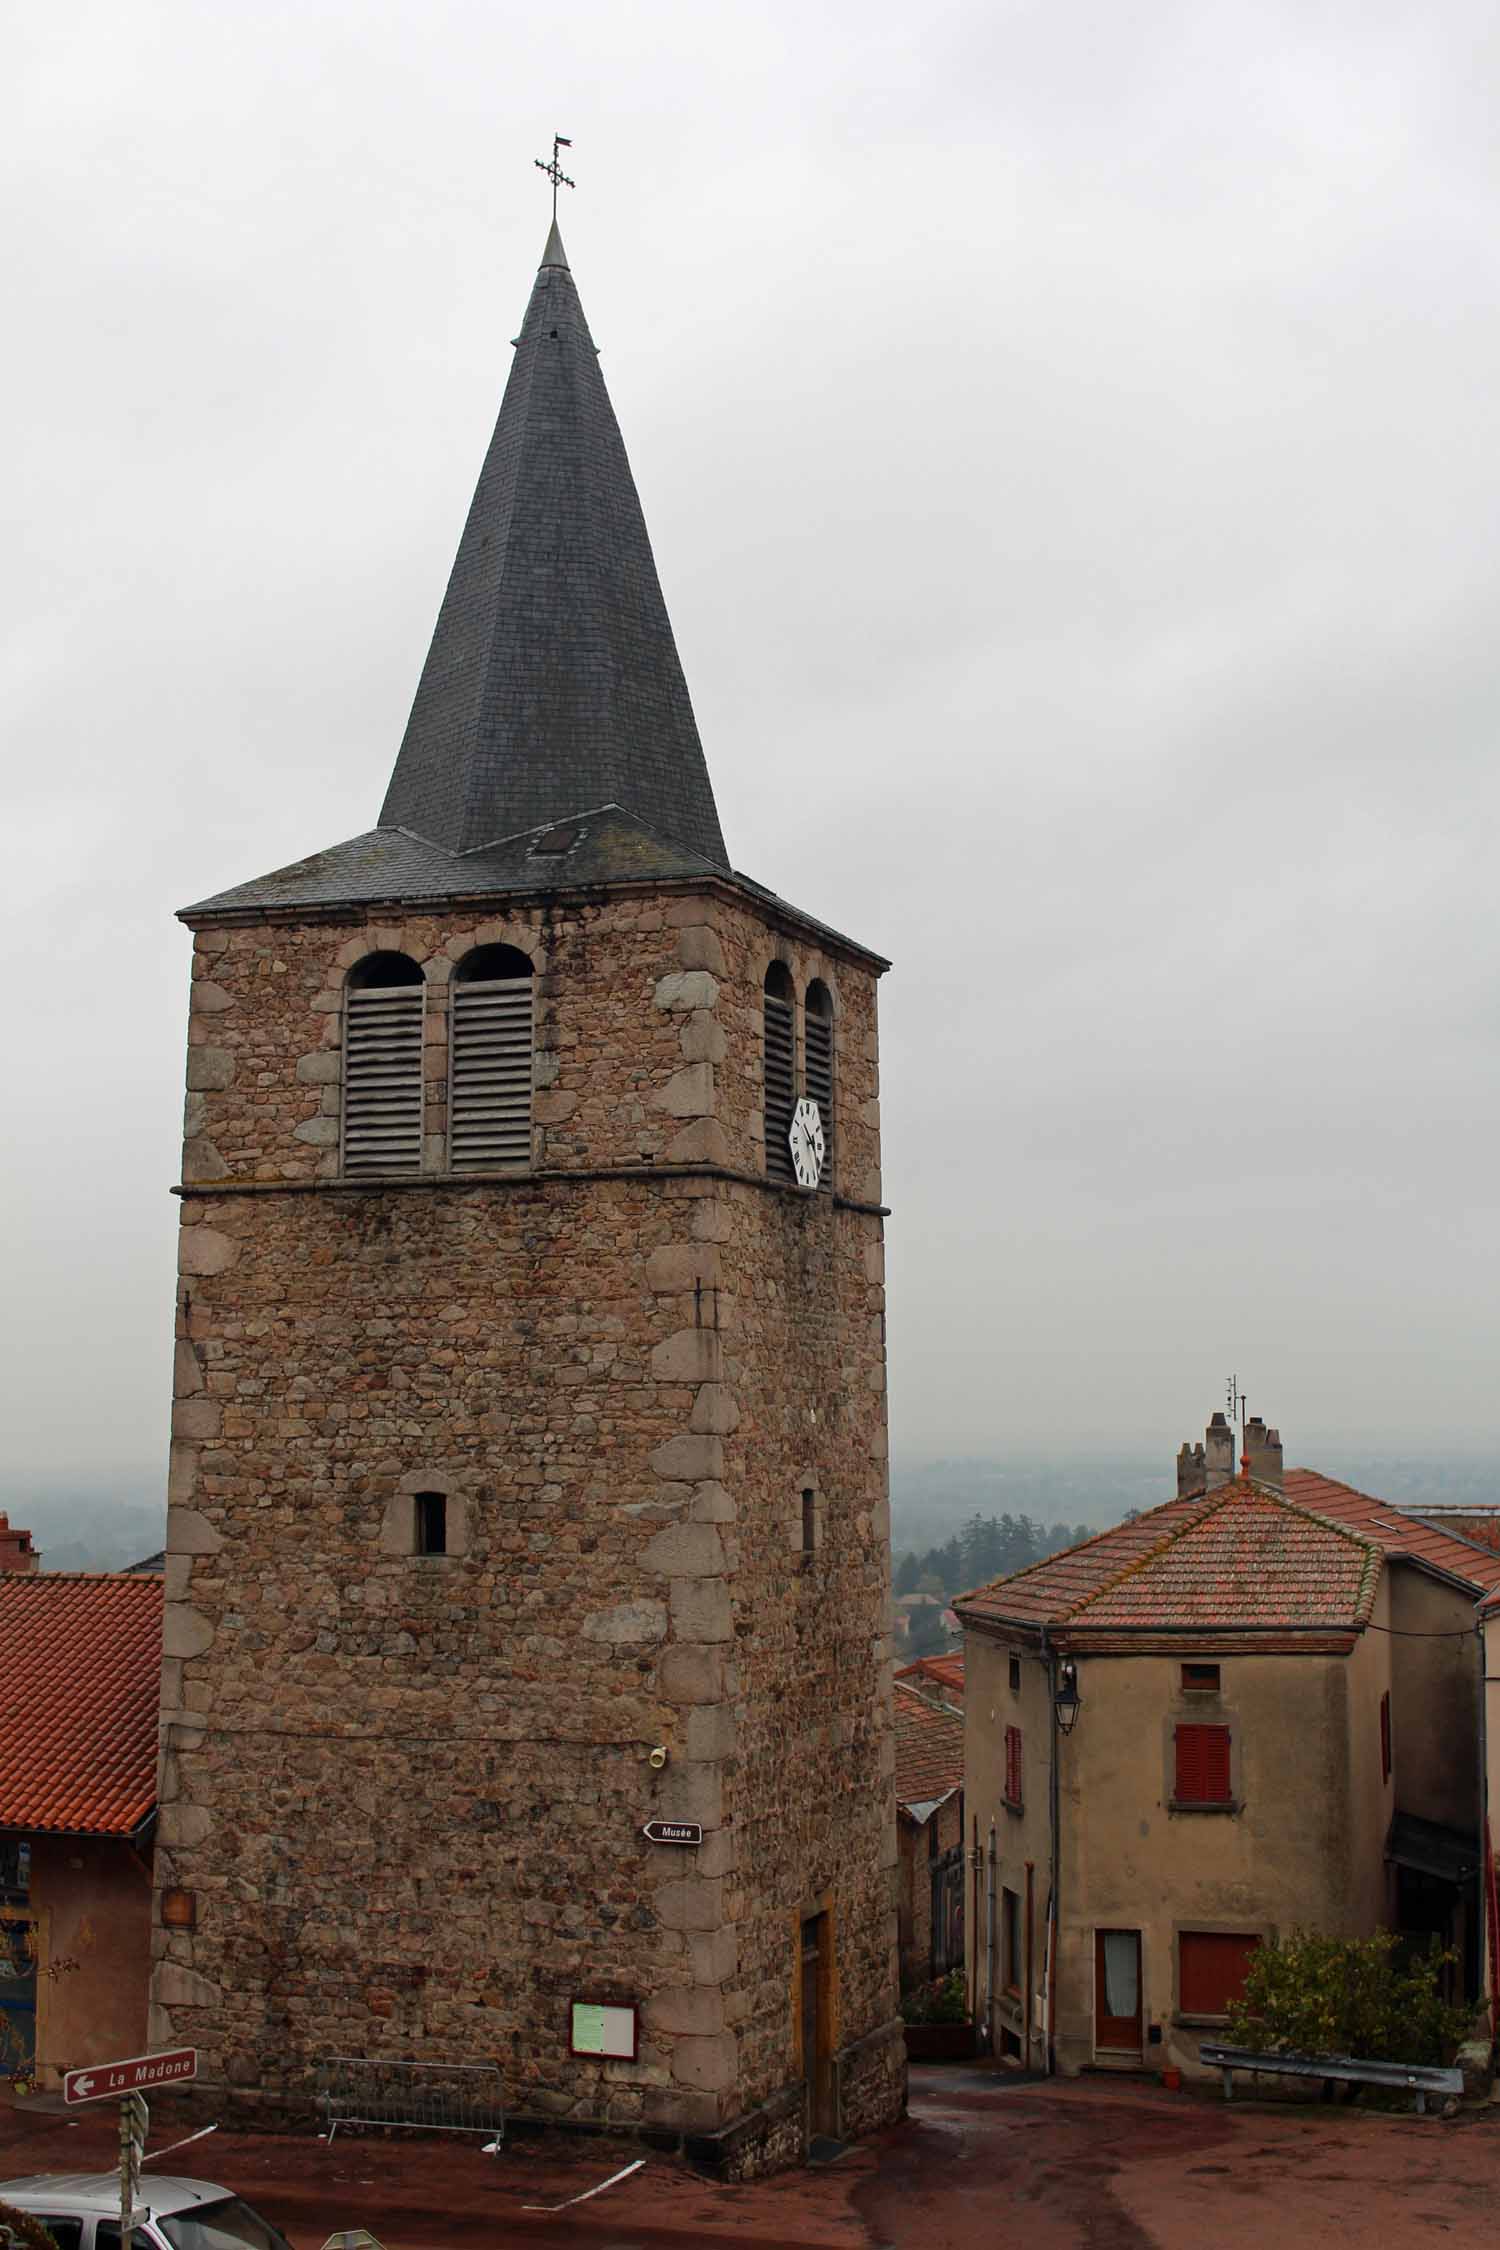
[1244, 1416, 1283, 1490]
[1204, 1412, 1237, 1492]
[1177, 1441, 1206, 1498]
[0, 1515, 39, 1574]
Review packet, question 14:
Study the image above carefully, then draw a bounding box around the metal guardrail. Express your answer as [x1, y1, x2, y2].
[1199, 2041, 1463, 2116]
[314, 2057, 505, 2144]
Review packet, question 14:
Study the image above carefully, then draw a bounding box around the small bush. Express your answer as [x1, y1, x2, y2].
[902, 1970, 969, 2025]
[0, 2202, 62, 2250]
[1227, 1930, 1467, 2067]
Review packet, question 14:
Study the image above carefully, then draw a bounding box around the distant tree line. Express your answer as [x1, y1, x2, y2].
[894, 1512, 1092, 1604]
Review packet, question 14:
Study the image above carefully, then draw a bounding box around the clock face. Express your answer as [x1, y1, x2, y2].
[789, 1098, 825, 1189]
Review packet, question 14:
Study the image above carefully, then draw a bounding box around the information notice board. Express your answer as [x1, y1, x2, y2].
[570, 2000, 638, 2060]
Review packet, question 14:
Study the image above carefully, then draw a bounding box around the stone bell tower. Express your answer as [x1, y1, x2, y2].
[149, 218, 903, 2171]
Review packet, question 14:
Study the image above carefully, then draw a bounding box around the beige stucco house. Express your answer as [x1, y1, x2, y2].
[956, 1423, 1496, 2081]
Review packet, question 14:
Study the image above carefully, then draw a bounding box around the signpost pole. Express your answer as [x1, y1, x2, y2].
[119, 2094, 147, 2250]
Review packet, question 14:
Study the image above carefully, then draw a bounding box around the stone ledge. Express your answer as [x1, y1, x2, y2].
[171, 1165, 891, 1217]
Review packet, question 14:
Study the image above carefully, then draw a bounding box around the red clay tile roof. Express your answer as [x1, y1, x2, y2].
[955, 1480, 1382, 1637]
[895, 1654, 966, 1705]
[0, 1573, 163, 1835]
[1282, 1471, 1500, 1593]
[893, 1680, 965, 1814]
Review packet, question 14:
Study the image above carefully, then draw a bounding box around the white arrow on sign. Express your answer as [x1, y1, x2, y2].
[72, 2076, 96, 2098]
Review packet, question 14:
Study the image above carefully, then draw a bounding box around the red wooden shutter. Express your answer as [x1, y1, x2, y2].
[1004, 1724, 1023, 1804]
[1175, 1723, 1231, 1803]
[1179, 1931, 1259, 2015]
[1380, 1690, 1391, 1782]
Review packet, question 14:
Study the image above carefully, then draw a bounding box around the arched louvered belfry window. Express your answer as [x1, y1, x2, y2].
[804, 979, 834, 1190]
[342, 952, 425, 1177]
[449, 944, 535, 1170]
[763, 962, 796, 1186]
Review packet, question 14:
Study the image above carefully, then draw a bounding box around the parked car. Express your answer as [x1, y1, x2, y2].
[0, 2175, 294, 2250]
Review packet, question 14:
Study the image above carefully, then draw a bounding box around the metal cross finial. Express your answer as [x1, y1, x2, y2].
[534, 134, 575, 221]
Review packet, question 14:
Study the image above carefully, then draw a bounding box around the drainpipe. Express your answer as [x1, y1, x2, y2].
[1041, 1625, 1061, 2077]
[1024, 1858, 1035, 2072]
[986, 1824, 998, 2041]
[1478, 1611, 1496, 2027]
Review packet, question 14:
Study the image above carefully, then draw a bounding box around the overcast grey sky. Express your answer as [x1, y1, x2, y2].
[6, 0, 1499, 1495]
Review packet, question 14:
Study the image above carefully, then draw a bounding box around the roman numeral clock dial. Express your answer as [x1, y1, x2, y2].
[789, 1097, 825, 1189]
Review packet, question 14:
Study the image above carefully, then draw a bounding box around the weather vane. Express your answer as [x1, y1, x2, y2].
[534, 133, 575, 221]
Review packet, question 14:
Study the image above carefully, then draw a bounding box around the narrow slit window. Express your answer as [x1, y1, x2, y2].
[414, 1492, 447, 1556]
[801, 1488, 816, 1557]
[803, 980, 834, 1190]
[1009, 1655, 1021, 1694]
[450, 944, 534, 1171]
[763, 963, 796, 1185]
[343, 952, 425, 1177]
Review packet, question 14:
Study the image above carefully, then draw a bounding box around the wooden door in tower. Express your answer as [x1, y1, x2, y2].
[801, 1913, 835, 2139]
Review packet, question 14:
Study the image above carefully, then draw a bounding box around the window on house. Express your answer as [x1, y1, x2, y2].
[1008, 1655, 1021, 1694]
[414, 1492, 447, 1556]
[804, 979, 834, 1189]
[1003, 1723, 1023, 1809]
[763, 963, 796, 1185]
[801, 1487, 816, 1558]
[1174, 1722, 1232, 1805]
[449, 944, 535, 1170]
[1182, 1662, 1221, 1693]
[1179, 1931, 1259, 2017]
[343, 952, 425, 1177]
[1380, 1690, 1392, 1783]
[1003, 1886, 1022, 1993]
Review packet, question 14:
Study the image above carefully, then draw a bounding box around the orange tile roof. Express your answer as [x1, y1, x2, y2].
[1282, 1471, 1500, 1593]
[893, 1680, 965, 1813]
[0, 1573, 163, 1835]
[955, 1480, 1381, 1637]
[894, 1654, 966, 1704]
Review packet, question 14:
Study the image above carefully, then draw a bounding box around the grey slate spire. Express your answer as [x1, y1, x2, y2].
[378, 223, 728, 869]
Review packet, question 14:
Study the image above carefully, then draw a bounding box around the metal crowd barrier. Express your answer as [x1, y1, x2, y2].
[315, 2056, 505, 2144]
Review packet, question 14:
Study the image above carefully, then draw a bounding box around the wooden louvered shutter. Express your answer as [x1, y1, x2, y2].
[1174, 1722, 1232, 1804]
[450, 975, 534, 1169]
[342, 985, 424, 1176]
[764, 992, 795, 1184]
[1004, 1723, 1023, 1805]
[804, 1001, 833, 1191]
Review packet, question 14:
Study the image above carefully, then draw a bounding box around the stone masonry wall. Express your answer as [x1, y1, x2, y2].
[156, 878, 899, 2155]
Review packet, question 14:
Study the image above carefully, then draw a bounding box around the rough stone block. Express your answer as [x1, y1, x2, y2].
[643, 1984, 726, 2036]
[678, 1012, 727, 1064]
[295, 1050, 341, 1085]
[162, 1555, 192, 1602]
[650, 1434, 724, 1483]
[580, 1599, 668, 1647]
[650, 1330, 722, 1384]
[689, 1384, 740, 1436]
[689, 1481, 736, 1524]
[154, 1961, 222, 2009]
[178, 1227, 237, 1277]
[651, 1063, 713, 1118]
[173, 1342, 203, 1398]
[653, 971, 719, 1014]
[685, 1703, 737, 1762]
[671, 2032, 737, 2092]
[686, 1927, 739, 1983]
[185, 1047, 234, 1092]
[663, 1119, 731, 1166]
[172, 1397, 221, 1442]
[293, 1116, 340, 1148]
[157, 1801, 212, 1848]
[658, 1643, 730, 1706]
[676, 926, 727, 975]
[189, 982, 234, 1014]
[655, 1876, 723, 1932]
[669, 1578, 733, 1641]
[161, 1603, 216, 1660]
[642, 1523, 726, 1578]
[645, 1244, 722, 1294]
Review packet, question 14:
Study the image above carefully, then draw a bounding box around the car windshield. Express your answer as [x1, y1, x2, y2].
[157, 2198, 295, 2250]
